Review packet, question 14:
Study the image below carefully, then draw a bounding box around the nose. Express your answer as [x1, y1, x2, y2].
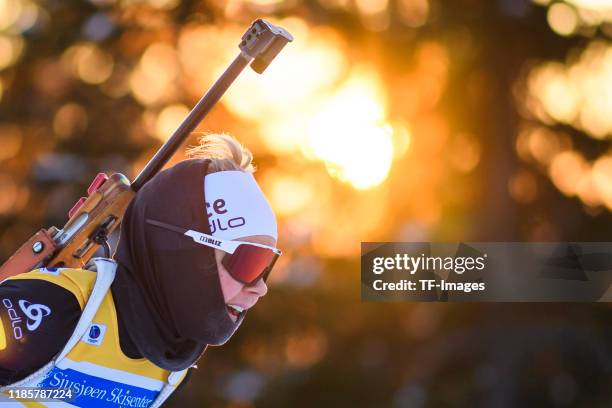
[246, 277, 268, 297]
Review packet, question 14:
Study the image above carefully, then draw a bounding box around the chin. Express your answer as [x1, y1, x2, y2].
[207, 312, 246, 346]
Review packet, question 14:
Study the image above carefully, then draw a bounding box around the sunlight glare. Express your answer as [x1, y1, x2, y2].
[306, 68, 394, 189]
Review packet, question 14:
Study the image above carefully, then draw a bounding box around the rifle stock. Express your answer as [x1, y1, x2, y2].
[50, 173, 134, 268]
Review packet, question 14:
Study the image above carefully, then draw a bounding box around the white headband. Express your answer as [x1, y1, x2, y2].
[204, 170, 277, 241]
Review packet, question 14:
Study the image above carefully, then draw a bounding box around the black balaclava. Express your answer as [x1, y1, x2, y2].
[111, 159, 244, 371]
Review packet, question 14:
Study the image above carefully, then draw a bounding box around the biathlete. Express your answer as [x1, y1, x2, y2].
[0, 134, 281, 407]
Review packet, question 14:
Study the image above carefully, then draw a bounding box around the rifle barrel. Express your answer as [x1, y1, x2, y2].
[131, 53, 250, 191]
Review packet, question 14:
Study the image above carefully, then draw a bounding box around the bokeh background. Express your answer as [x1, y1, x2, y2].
[1, 0, 612, 406]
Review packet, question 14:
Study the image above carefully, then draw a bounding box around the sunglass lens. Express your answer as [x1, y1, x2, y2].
[223, 244, 277, 284]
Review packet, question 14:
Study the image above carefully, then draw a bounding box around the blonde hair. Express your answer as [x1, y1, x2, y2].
[186, 133, 255, 173]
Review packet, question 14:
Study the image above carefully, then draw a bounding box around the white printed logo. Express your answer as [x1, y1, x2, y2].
[17, 300, 51, 331]
[82, 323, 107, 346]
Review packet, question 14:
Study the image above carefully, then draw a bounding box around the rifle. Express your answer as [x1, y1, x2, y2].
[0, 19, 292, 281]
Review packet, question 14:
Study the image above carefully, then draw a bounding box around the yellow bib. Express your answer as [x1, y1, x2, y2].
[1, 260, 188, 408]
